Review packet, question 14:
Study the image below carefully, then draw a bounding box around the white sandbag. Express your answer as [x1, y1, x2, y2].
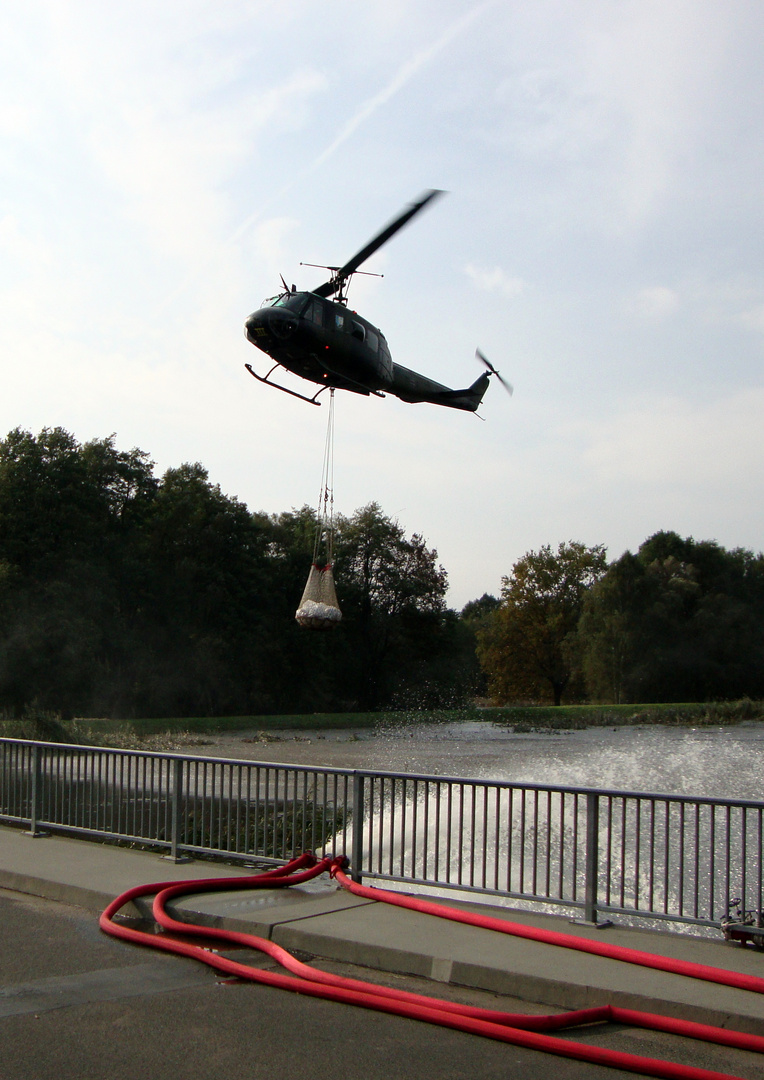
[296, 564, 342, 629]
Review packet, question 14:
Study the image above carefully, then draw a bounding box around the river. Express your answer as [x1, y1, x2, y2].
[198, 719, 764, 801]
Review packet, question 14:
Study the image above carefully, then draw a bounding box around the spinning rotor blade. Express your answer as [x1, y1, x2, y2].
[314, 189, 444, 298]
[476, 349, 513, 396]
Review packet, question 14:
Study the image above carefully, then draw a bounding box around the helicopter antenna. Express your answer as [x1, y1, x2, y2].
[300, 264, 383, 304]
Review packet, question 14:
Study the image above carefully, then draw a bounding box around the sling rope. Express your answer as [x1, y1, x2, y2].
[295, 389, 342, 629]
[312, 388, 336, 567]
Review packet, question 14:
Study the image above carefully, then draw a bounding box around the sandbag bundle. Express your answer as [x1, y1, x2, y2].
[295, 562, 342, 630]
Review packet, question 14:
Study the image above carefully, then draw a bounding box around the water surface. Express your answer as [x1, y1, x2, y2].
[203, 721, 764, 801]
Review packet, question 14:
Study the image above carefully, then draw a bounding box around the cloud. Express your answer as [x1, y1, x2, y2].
[465, 263, 525, 298]
[88, 67, 328, 263]
[624, 286, 680, 320]
[737, 303, 764, 334]
[0, 214, 53, 270]
[580, 387, 764, 489]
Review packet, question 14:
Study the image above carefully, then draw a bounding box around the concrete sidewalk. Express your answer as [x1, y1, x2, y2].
[2, 824, 763, 1035]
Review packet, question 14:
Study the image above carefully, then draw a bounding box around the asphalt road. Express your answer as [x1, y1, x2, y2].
[2, 887, 763, 1080]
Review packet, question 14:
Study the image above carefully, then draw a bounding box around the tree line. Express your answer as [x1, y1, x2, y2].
[0, 427, 477, 719]
[476, 535, 764, 706]
[1, 427, 761, 719]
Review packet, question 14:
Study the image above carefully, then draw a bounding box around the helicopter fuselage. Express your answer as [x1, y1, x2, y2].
[245, 291, 392, 394]
[244, 290, 490, 410]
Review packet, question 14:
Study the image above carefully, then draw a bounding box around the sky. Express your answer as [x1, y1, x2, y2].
[2, 1, 763, 609]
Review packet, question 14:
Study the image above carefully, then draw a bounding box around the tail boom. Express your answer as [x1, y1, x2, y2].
[389, 365, 490, 412]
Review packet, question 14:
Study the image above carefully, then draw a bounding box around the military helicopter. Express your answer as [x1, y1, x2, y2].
[244, 190, 511, 411]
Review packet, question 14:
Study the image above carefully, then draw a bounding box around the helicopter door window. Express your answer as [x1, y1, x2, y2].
[305, 301, 323, 326]
[350, 321, 365, 342]
[334, 313, 344, 330]
[366, 329, 378, 352]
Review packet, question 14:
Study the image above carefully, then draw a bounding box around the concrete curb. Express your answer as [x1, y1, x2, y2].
[3, 825, 764, 1035]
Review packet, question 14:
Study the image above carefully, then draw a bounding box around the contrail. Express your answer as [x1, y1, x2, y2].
[227, 1, 493, 245]
[308, 2, 493, 174]
[156, 1, 493, 314]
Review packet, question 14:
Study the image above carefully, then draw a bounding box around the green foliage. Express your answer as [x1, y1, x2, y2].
[332, 503, 450, 708]
[4, 427, 763, 718]
[580, 532, 764, 703]
[477, 541, 607, 706]
[482, 698, 764, 729]
[0, 429, 461, 718]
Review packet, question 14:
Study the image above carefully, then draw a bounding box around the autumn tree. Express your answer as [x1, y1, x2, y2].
[477, 542, 607, 706]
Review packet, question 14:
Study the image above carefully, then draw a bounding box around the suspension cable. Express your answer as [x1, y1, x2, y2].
[312, 388, 335, 566]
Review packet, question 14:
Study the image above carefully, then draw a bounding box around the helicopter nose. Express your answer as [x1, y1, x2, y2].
[244, 311, 265, 342]
[245, 309, 296, 343]
[266, 309, 298, 339]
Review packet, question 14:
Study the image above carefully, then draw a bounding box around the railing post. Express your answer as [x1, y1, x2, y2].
[27, 744, 39, 836]
[163, 756, 190, 863]
[351, 772, 365, 883]
[25, 743, 48, 838]
[583, 791, 599, 924]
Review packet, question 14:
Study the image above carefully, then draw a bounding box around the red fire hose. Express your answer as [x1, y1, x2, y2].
[100, 854, 764, 1080]
[333, 866, 764, 997]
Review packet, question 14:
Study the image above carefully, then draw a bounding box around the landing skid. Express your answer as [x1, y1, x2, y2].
[245, 363, 326, 406]
[245, 361, 386, 404]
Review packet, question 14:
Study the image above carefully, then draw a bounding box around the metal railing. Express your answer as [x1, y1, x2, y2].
[1, 737, 761, 930]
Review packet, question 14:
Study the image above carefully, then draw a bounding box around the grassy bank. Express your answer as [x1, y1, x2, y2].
[481, 699, 764, 730]
[2, 699, 763, 748]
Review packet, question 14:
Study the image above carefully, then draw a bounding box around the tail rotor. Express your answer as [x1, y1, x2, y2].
[476, 349, 513, 396]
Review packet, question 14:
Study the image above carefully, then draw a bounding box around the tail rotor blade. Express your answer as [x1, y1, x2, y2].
[476, 349, 513, 396]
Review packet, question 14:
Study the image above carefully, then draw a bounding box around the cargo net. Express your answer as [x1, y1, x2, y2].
[295, 563, 342, 629]
[295, 389, 342, 630]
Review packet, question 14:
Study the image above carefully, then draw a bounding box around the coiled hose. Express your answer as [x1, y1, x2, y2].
[100, 853, 764, 1080]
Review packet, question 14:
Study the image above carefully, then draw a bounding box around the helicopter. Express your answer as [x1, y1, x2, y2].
[244, 190, 511, 411]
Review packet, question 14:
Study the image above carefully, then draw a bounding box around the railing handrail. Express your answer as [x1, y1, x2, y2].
[2, 735, 762, 931]
[2, 735, 762, 811]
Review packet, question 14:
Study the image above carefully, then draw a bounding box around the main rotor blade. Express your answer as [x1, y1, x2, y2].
[314, 189, 444, 298]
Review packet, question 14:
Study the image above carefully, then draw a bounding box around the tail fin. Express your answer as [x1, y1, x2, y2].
[436, 371, 491, 412]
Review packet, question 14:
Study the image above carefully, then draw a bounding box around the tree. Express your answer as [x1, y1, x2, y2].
[457, 594, 501, 700]
[130, 462, 274, 717]
[580, 533, 764, 703]
[0, 429, 157, 717]
[477, 542, 607, 706]
[332, 503, 449, 709]
[0, 427, 471, 717]
[0, 428, 156, 578]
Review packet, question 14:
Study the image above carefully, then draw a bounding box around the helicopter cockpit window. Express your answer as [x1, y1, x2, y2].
[350, 321, 365, 343]
[305, 301, 323, 326]
[366, 329, 378, 352]
[271, 293, 309, 314]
